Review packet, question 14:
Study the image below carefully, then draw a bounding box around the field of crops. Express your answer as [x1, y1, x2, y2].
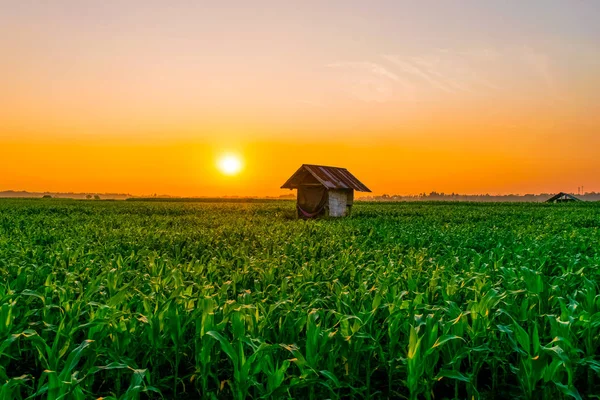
[1, 199, 599, 399]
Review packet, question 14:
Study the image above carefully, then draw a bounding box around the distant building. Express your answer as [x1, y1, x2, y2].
[545, 192, 582, 203]
[281, 164, 371, 218]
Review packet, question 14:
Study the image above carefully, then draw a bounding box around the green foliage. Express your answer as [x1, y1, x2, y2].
[0, 199, 599, 398]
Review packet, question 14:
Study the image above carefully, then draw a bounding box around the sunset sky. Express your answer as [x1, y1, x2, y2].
[2, 1, 599, 196]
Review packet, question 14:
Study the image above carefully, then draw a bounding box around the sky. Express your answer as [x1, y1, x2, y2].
[1, 0, 599, 196]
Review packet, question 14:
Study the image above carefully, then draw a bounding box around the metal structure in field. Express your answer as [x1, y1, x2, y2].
[281, 164, 371, 218]
[545, 192, 582, 203]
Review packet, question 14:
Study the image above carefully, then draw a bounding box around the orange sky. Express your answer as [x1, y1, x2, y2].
[1, 1, 599, 196]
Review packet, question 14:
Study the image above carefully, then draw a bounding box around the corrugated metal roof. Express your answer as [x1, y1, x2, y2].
[545, 192, 582, 202]
[281, 164, 371, 192]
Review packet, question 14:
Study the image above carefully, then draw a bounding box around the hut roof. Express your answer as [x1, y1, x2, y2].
[281, 164, 371, 192]
[545, 192, 582, 202]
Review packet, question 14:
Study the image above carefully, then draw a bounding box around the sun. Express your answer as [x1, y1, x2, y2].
[217, 154, 243, 176]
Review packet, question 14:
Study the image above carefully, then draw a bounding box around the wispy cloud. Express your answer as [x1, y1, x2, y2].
[326, 46, 564, 103]
[521, 46, 557, 97]
[384, 54, 457, 93]
[326, 61, 416, 102]
[327, 61, 401, 82]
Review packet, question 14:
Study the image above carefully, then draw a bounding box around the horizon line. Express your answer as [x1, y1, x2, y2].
[0, 189, 597, 199]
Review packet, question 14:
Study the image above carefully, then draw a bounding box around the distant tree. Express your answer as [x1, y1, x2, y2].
[86, 194, 92, 199]
[94, 195, 100, 200]
[42, 195, 52, 199]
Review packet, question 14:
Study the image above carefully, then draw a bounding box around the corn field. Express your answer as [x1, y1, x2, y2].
[1, 199, 599, 399]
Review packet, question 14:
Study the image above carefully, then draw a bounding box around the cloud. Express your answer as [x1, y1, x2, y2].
[521, 46, 557, 97]
[431, 51, 503, 92]
[326, 61, 415, 102]
[327, 61, 401, 82]
[383, 54, 458, 93]
[384, 50, 506, 95]
[455, 48, 501, 62]
[326, 46, 562, 103]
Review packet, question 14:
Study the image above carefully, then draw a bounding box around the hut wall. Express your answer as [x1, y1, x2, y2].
[346, 189, 354, 215]
[328, 189, 349, 217]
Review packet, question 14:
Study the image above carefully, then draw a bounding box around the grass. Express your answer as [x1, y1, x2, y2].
[0, 199, 599, 399]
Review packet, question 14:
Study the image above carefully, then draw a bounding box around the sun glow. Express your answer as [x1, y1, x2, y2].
[217, 154, 243, 176]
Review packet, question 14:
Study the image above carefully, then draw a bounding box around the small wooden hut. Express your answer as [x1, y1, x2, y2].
[545, 192, 582, 203]
[281, 164, 371, 218]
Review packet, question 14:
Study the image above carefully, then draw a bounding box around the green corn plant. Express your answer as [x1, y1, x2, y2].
[436, 301, 476, 399]
[0, 199, 599, 398]
[406, 315, 464, 400]
[260, 354, 291, 398]
[206, 310, 271, 400]
[193, 297, 219, 398]
[576, 277, 600, 393]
